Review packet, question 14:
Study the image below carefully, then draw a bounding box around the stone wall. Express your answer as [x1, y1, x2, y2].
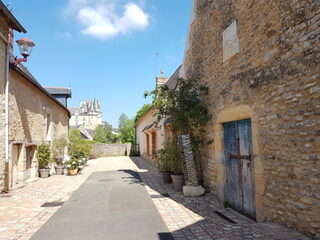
[3, 70, 69, 189]
[0, 17, 9, 190]
[183, 0, 320, 238]
[91, 143, 132, 158]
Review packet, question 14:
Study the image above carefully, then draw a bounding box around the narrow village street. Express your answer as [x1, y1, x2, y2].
[0, 157, 310, 240]
[0, 0, 319, 239]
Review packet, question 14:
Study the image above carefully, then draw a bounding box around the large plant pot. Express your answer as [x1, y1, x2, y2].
[161, 171, 172, 184]
[39, 168, 50, 178]
[68, 169, 78, 176]
[55, 165, 65, 175]
[171, 174, 185, 191]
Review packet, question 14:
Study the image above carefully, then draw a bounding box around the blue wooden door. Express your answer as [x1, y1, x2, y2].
[223, 119, 256, 219]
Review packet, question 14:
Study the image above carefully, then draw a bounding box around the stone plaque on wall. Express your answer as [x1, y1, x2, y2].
[223, 20, 240, 62]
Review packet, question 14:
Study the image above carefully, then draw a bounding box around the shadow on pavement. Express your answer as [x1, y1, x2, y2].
[127, 157, 311, 240]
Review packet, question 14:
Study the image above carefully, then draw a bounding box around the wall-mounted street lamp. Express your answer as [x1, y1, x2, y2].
[12, 37, 35, 66]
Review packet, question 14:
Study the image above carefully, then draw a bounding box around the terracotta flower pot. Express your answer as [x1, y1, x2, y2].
[55, 165, 64, 175]
[171, 174, 185, 191]
[39, 168, 50, 178]
[161, 171, 172, 184]
[68, 169, 78, 176]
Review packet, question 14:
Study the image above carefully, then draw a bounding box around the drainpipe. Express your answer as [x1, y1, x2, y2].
[0, 31, 10, 192]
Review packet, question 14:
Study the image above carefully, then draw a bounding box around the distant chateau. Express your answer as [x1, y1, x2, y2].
[69, 99, 103, 131]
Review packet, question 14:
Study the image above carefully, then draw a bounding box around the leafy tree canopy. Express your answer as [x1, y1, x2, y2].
[145, 78, 211, 144]
[118, 113, 135, 143]
[68, 129, 92, 158]
[94, 122, 118, 143]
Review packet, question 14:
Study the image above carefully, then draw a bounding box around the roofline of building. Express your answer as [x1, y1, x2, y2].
[0, 1, 26, 33]
[134, 106, 156, 127]
[165, 65, 182, 90]
[10, 64, 71, 118]
[43, 86, 72, 90]
[43, 86, 72, 98]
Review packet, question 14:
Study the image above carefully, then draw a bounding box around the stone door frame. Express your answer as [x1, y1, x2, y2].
[214, 105, 265, 221]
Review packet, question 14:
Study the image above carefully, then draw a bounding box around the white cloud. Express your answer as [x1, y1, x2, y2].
[65, 0, 149, 40]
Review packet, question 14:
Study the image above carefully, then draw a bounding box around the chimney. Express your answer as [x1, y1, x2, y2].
[156, 70, 168, 86]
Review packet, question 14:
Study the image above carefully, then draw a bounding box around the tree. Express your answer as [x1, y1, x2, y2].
[118, 113, 135, 143]
[145, 78, 212, 184]
[134, 104, 151, 123]
[145, 78, 211, 138]
[68, 129, 92, 158]
[69, 128, 81, 142]
[94, 122, 117, 143]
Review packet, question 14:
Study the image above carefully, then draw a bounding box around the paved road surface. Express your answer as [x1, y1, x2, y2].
[30, 157, 173, 240]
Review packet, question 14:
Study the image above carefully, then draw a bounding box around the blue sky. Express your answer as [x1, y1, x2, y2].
[8, 0, 192, 127]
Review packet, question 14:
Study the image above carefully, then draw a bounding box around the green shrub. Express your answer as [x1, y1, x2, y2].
[37, 143, 51, 169]
[68, 129, 93, 159]
[52, 135, 68, 165]
[156, 139, 183, 174]
[64, 159, 79, 170]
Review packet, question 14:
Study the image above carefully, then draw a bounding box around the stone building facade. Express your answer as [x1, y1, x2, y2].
[0, 2, 70, 192]
[6, 66, 70, 190]
[69, 98, 103, 131]
[182, 0, 320, 238]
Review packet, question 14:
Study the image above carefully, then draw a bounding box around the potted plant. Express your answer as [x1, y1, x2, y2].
[37, 143, 51, 178]
[70, 151, 85, 173]
[65, 158, 79, 176]
[155, 145, 172, 184]
[52, 136, 68, 175]
[167, 140, 184, 191]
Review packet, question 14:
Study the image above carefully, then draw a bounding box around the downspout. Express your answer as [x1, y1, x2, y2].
[0, 31, 10, 192]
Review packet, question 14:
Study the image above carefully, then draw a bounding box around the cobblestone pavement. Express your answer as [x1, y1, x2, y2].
[0, 157, 312, 240]
[0, 160, 97, 240]
[131, 157, 310, 240]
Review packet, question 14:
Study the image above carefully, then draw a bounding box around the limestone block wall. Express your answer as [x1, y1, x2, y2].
[91, 143, 132, 158]
[6, 70, 69, 186]
[183, 0, 320, 237]
[9, 71, 69, 143]
[0, 17, 9, 189]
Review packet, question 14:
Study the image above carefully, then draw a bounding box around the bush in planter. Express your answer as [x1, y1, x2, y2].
[166, 140, 184, 191]
[154, 149, 171, 184]
[156, 140, 184, 189]
[52, 135, 68, 175]
[37, 143, 51, 178]
[70, 151, 86, 173]
[64, 158, 79, 176]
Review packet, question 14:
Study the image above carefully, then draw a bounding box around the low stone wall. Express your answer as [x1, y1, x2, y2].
[91, 143, 132, 158]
